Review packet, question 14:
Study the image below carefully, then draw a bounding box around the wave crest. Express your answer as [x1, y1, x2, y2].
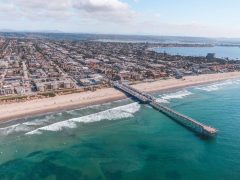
[160, 90, 193, 100]
[26, 103, 140, 135]
[196, 79, 240, 92]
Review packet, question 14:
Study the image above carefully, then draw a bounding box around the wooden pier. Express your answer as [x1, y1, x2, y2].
[114, 82, 218, 137]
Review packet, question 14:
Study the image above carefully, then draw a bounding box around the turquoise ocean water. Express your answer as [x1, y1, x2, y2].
[154, 46, 240, 60]
[0, 79, 240, 179]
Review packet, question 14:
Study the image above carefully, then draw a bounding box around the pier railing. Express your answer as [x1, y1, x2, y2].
[113, 82, 218, 137]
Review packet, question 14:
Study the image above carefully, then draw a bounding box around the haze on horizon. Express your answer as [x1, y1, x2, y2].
[0, 0, 240, 38]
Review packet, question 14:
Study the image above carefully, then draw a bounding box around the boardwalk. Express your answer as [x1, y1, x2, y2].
[114, 82, 218, 137]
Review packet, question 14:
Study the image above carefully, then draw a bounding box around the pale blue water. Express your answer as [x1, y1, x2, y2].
[155, 46, 240, 60]
[0, 79, 240, 179]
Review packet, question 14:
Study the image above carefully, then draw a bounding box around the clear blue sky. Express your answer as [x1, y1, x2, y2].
[0, 0, 240, 38]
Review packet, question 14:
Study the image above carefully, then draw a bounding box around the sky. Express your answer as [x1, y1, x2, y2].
[0, 0, 240, 38]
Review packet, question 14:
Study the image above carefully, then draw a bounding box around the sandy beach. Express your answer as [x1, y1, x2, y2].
[0, 72, 240, 123]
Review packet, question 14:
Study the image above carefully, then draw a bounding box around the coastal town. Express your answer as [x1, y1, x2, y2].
[1, 0, 240, 178]
[0, 37, 240, 99]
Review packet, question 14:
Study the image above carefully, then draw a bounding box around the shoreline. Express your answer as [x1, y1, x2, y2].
[0, 72, 240, 125]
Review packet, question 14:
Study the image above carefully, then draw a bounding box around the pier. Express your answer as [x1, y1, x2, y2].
[113, 82, 218, 137]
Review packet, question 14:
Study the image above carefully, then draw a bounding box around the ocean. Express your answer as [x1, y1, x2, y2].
[154, 46, 240, 60]
[0, 79, 240, 179]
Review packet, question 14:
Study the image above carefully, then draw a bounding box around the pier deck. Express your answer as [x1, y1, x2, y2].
[114, 82, 218, 137]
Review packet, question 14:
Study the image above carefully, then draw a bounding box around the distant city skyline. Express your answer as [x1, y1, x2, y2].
[1, 0, 240, 38]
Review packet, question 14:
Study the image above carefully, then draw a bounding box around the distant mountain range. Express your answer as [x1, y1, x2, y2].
[0, 29, 63, 33]
[1, 30, 240, 44]
[0, 29, 16, 32]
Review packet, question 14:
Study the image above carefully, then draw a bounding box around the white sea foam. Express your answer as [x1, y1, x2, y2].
[22, 114, 56, 126]
[160, 90, 193, 100]
[155, 98, 170, 104]
[0, 117, 53, 135]
[64, 103, 110, 116]
[26, 103, 140, 135]
[196, 85, 220, 92]
[196, 79, 240, 92]
[26, 121, 77, 135]
[0, 124, 31, 135]
[23, 120, 48, 126]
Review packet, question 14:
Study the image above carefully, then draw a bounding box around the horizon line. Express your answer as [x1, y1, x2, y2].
[1, 29, 240, 40]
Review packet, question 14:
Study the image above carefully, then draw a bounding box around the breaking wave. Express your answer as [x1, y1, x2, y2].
[0, 124, 31, 136]
[160, 90, 193, 100]
[196, 79, 240, 92]
[155, 98, 170, 104]
[0, 114, 57, 136]
[26, 103, 140, 135]
[23, 115, 56, 126]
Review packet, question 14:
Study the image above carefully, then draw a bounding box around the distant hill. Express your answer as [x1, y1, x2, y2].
[0, 29, 16, 32]
[0, 29, 63, 33]
[0, 31, 240, 45]
[32, 30, 63, 33]
[216, 38, 240, 45]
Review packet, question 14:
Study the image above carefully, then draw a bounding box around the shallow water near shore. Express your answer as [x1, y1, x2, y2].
[0, 79, 240, 179]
